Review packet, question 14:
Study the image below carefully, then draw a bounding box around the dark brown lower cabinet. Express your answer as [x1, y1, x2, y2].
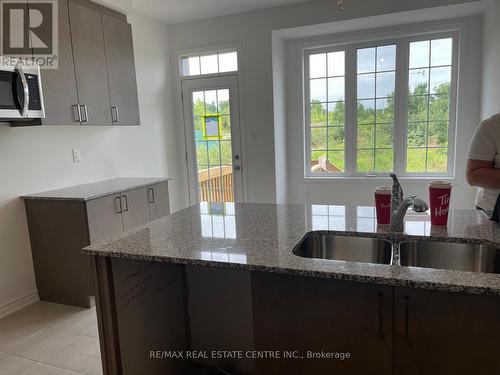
[395, 287, 500, 375]
[251, 272, 393, 375]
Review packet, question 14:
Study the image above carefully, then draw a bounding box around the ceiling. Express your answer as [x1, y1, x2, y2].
[130, 0, 310, 24]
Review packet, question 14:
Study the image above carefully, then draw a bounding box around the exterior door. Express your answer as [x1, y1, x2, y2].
[182, 75, 244, 204]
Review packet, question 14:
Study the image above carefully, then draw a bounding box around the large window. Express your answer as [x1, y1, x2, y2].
[305, 33, 456, 177]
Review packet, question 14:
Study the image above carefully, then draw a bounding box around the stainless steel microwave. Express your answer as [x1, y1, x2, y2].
[0, 57, 45, 120]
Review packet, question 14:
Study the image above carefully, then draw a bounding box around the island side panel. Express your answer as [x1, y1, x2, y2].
[251, 272, 394, 374]
[185, 265, 255, 373]
[109, 257, 189, 374]
[24, 199, 93, 307]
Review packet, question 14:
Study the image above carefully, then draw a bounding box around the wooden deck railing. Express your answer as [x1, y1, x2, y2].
[198, 165, 234, 202]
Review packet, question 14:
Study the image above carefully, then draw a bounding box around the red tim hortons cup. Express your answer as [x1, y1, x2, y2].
[429, 181, 452, 226]
[375, 187, 392, 225]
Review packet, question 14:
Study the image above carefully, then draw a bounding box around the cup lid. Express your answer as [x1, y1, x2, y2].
[375, 186, 392, 195]
[429, 180, 452, 188]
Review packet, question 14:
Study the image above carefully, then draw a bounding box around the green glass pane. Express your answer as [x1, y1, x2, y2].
[407, 122, 427, 147]
[408, 95, 429, 122]
[357, 125, 374, 149]
[220, 115, 231, 140]
[407, 148, 427, 173]
[376, 124, 394, 148]
[327, 126, 345, 150]
[357, 150, 374, 172]
[429, 94, 450, 121]
[328, 151, 345, 172]
[427, 121, 448, 147]
[311, 127, 327, 150]
[208, 141, 220, 165]
[194, 117, 203, 140]
[217, 89, 230, 114]
[220, 141, 232, 164]
[310, 102, 327, 127]
[328, 102, 345, 125]
[196, 142, 208, 167]
[375, 149, 394, 172]
[376, 98, 394, 123]
[193, 92, 205, 116]
[357, 100, 375, 124]
[427, 148, 448, 173]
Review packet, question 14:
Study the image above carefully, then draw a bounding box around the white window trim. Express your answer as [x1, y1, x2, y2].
[300, 20, 464, 180]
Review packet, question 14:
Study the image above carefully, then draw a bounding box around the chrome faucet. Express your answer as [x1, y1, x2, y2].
[390, 174, 429, 232]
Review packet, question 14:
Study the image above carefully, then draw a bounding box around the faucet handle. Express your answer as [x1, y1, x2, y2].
[412, 197, 429, 213]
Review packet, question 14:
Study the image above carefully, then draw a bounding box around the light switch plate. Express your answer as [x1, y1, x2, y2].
[72, 148, 82, 163]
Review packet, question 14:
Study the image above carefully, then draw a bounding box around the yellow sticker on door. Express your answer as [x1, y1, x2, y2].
[202, 114, 222, 140]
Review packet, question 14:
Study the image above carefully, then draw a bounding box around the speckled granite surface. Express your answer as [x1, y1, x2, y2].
[82, 202, 500, 295]
[22, 177, 170, 201]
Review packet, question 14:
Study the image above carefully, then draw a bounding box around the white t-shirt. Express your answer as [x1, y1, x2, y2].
[467, 112, 500, 210]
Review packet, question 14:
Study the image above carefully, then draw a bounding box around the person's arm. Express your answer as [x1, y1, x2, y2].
[466, 159, 500, 189]
[467, 119, 499, 189]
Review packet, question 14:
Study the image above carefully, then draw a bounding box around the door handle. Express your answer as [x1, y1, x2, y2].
[148, 188, 155, 204]
[16, 63, 29, 117]
[115, 196, 122, 213]
[378, 293, 384, 339]
[72, 105, 81, 122]
[404, 296, 409, 339]
[234, 166, 241, 171]
[121, 195, 129, 212]
[80, 105, 88, 123]
[111, 106, 119, 123]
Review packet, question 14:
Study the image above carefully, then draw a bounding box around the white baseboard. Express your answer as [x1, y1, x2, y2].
[0, 290, 39, 319]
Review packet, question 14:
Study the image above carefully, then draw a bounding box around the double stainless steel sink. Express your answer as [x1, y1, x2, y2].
[293, 232, 500, 275]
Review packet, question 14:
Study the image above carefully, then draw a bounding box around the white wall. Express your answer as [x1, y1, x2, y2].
[0, 13, 179, 314]
[482, 0, 500, 118]
[167, 0, 480, 207]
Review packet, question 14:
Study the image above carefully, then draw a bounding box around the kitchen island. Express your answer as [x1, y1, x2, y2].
[83, 203, 500, 375]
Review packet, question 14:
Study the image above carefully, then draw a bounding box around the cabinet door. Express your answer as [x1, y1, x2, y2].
[68, 0, 112, 126]
[252, 272, 394, 374]
[395, 287, 500, 375]
[86, 194, 123, 244]
[148, 182, 170, 220]
[121, 187, 150, 231]
[35, 0, 80, 125]
[102, 13, 140, 126]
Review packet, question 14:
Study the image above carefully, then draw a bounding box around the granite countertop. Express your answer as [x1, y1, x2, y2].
[82, 202, 500, 296]
[22, 177, 170, 201]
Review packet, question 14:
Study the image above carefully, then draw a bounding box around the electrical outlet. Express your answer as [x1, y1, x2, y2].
[72, 148, 82, 163]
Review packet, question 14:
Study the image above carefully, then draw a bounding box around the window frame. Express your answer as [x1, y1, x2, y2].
[303, 30, 459, 179]
[179, 48, 239, 78]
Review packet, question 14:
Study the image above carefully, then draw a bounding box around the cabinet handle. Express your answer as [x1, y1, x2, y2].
[115, 196, 122, 213]
[80, 105, 88, 123]
[111, 106, 120, 123]
[404, 296, 409, 338]
[121, 195, 129, 212]
[378, 293, 384, 339]
[148, 188, 155, 204]
[72, 105, 81, 122]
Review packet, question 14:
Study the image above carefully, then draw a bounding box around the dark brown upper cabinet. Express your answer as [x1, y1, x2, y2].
[33, 0, 140, 126]
[35, 0, 80, 125]
[68, 0, 112, 126]
[102, 13, 141, 126]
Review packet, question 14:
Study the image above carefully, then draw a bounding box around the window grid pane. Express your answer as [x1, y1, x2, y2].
[309, 51, 346, 174]
[406, 38, 452, 174]
[181, 50, 238, 77]
[356, 45, 396, 173]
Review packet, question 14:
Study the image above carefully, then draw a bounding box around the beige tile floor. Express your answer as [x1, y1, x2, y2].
[0, 302, 102, 375]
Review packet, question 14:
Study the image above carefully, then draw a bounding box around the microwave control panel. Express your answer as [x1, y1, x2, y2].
[26, 74, 42, 111]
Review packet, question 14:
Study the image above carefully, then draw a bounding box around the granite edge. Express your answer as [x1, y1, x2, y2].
[21, 177, 171, 202]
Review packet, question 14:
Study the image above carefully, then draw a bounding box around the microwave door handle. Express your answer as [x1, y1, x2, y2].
[16, 64, 29, 117]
